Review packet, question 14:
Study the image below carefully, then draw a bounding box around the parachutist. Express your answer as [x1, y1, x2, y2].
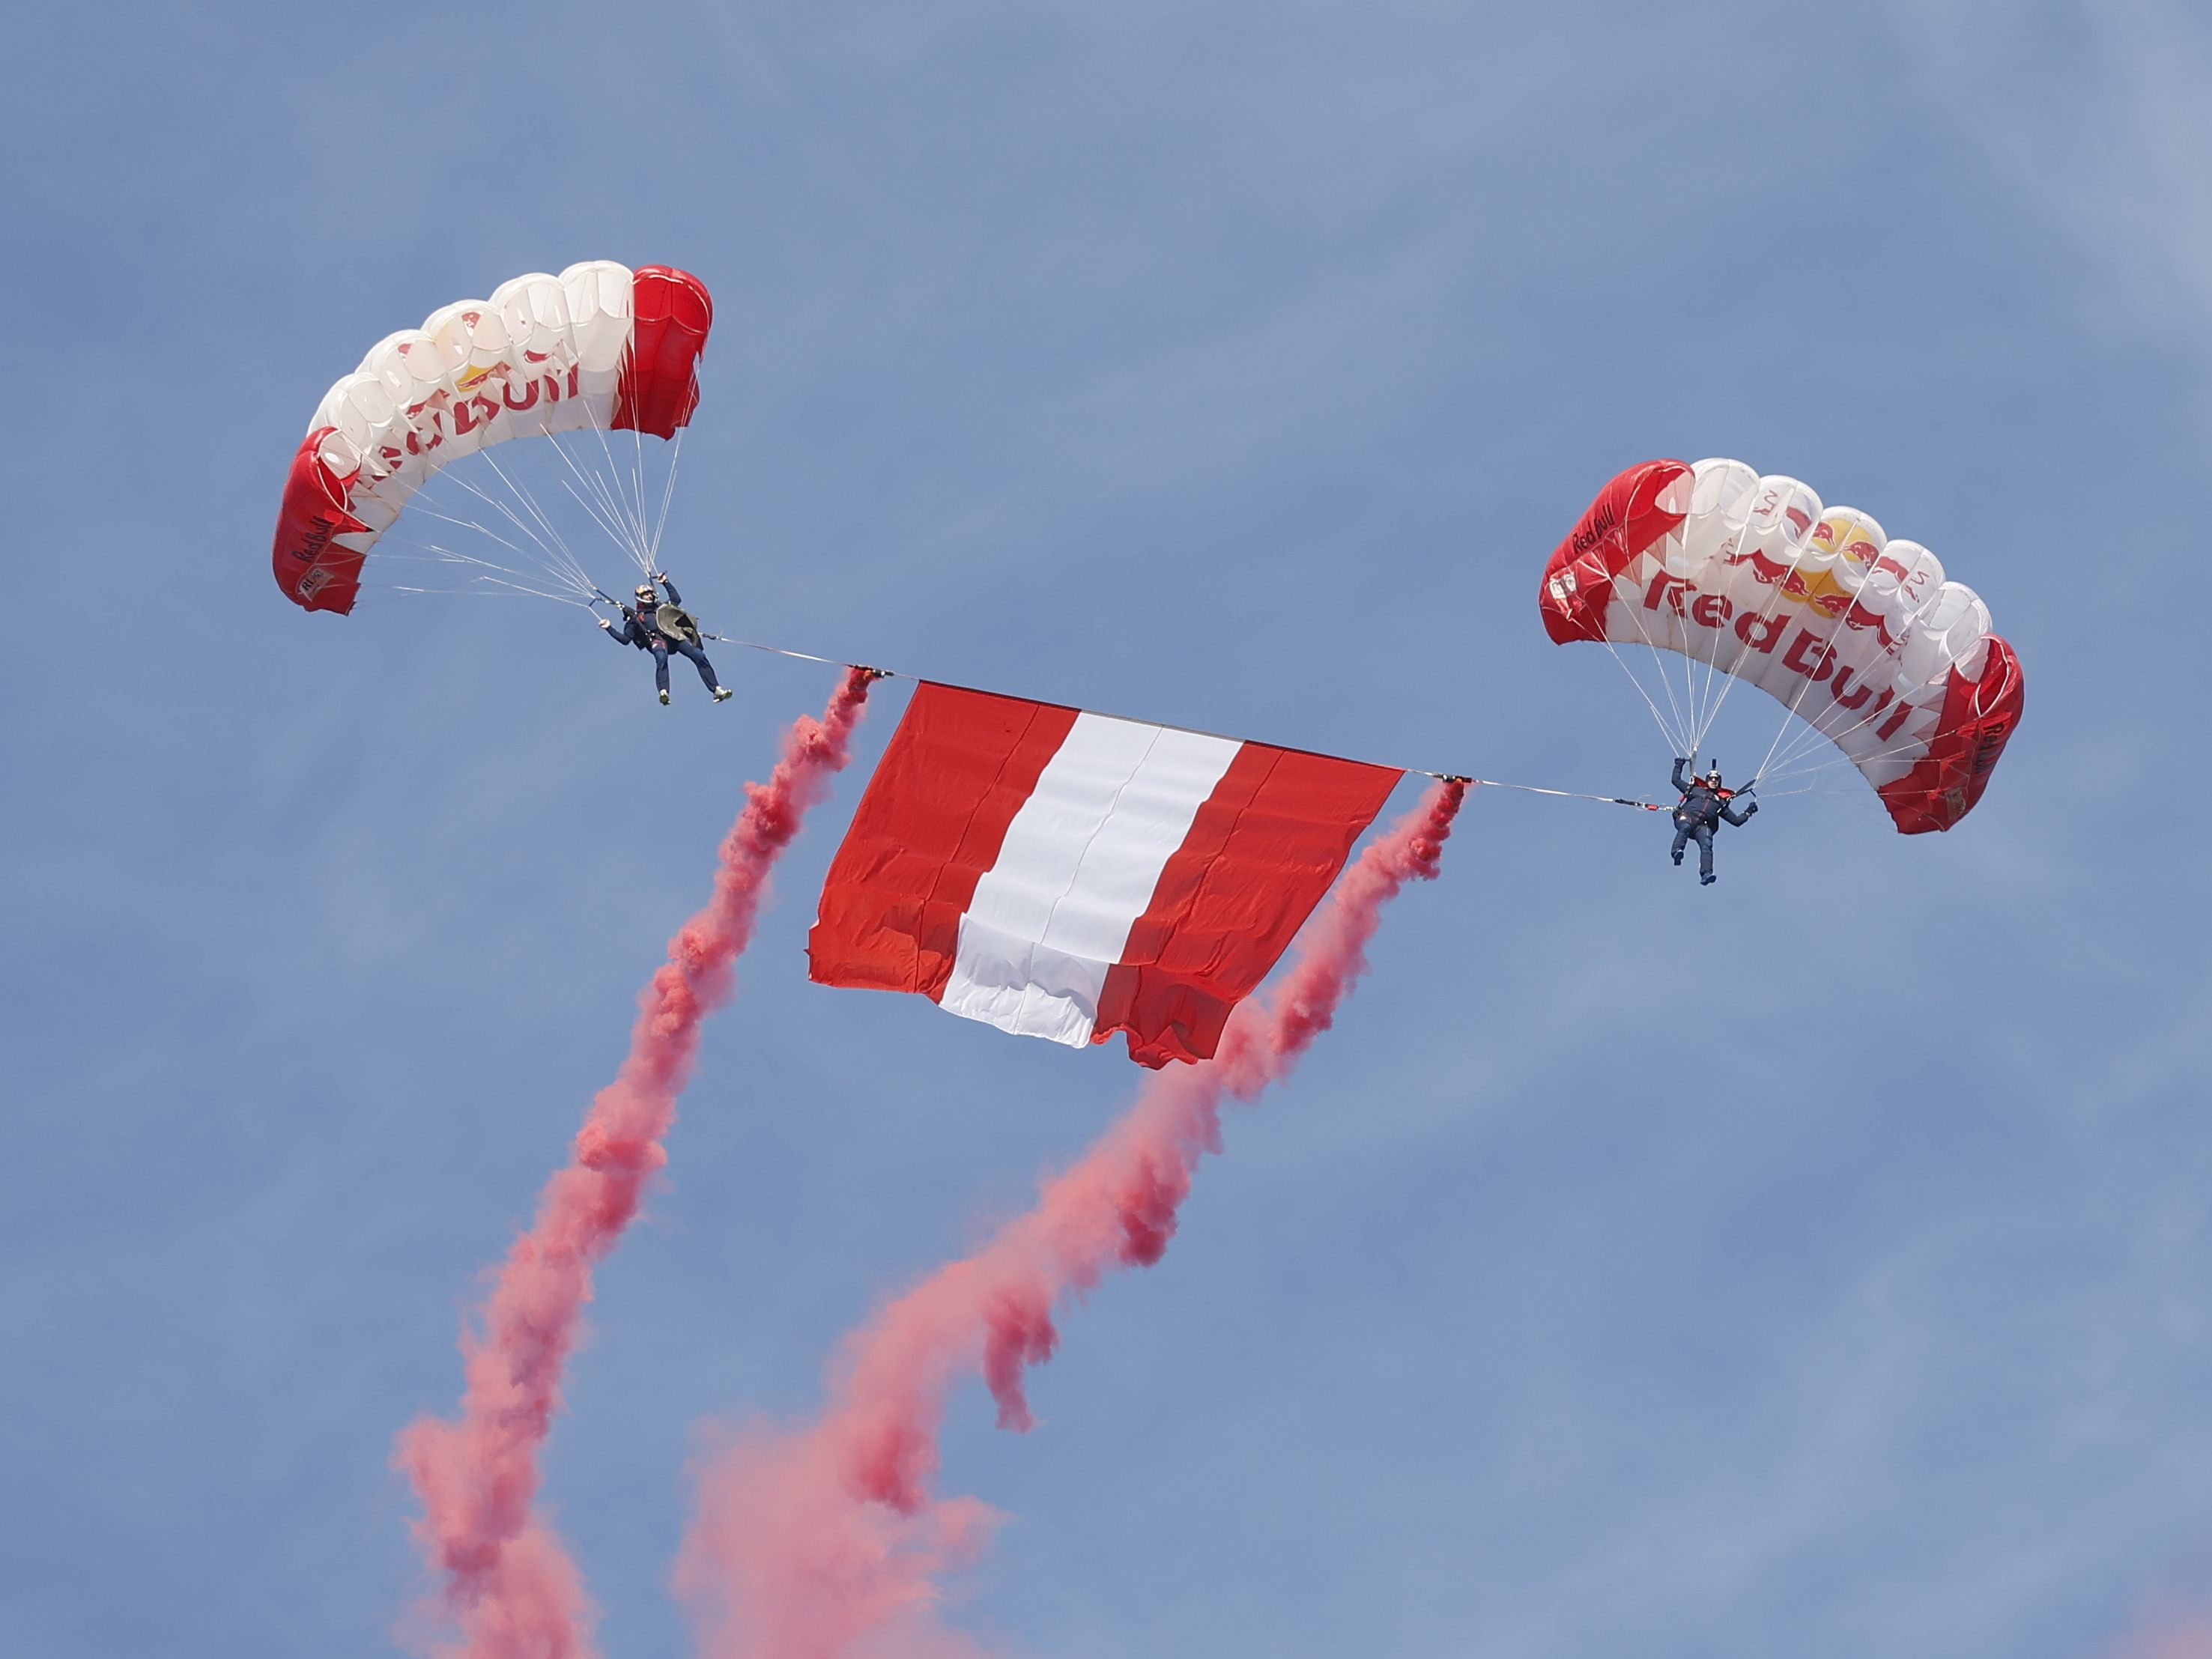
[1669, 758, 1756, 885]
[604, 573, 732, 704]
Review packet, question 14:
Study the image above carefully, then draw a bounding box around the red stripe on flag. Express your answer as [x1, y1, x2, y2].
[808, 683, 1078, 1001]
[1093, 746, 1404, 1065]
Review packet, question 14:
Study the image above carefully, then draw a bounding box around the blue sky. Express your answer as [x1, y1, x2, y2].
[4, 2, 2208, 1655]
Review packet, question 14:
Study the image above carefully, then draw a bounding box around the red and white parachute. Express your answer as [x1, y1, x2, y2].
[1541, 458, 2023, 833]
[272, 261, 712, 615]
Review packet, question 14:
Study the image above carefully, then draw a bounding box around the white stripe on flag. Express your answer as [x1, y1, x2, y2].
[939, 713, 1241, 1046]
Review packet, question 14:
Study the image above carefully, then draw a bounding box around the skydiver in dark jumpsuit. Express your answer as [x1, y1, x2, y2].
[599, 572, 732, 705]
[1670, 758, 1756, 885]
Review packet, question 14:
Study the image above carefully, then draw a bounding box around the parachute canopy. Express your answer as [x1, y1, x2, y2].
[1540, 458, 2023, 833]
[273, 261, 712, 614]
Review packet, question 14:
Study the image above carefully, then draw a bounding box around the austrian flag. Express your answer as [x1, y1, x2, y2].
[809, 683, 1403, 1066]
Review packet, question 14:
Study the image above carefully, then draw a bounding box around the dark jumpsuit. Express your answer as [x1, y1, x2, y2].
[1670, 758, 1755, 880]
[606, 577, 721, 697]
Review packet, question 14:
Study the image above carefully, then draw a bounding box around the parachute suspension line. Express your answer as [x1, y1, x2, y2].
[476, 447, 602, 595]
[363, 512, 597, 606]
[433, 461, 568, 582]
[559, 473, 640, 567]
[548, 428, 648, 567]
[1688, 614, 1733, 756]
[1766, 697, 1855, 775]
[1754, 730, 1936, 789]
[1675, 592, 1708, 756]
[396, 500, 590, 596]
[1644, 637, 1697, 757]
[646, 364, 705, 568]
[1614, 601, 1697, 755]
[1749, 624, 1837, 787]
[1602, 639, 1691, 756]
[1760, 635, 1932, 781]
[558, 400, 631, 562]
[578, 393, 655, 568]
[1758, 703, 1867, 786]
[606, 421, 650, 568]
[1694, 589, 1809, 755]
[387, 573, 596, 607]
[376, 404, 688, 614]
[630, 418, 649, 571]
[1599, 547, 1697, 756]
[546, 426, 625, 559]
[648, 424, 687, 568]
[1752, 626, 1941, 789]
[1685, 519, 1827, 760]
[372, 539, 593, 606]
[1685, 652, 1712, 757]
[1676, 586, 1706, 740]
[1699, 533, 1824, 748]
[464, 449, 602, 601]
[416, 473, 569, 586]
[402, 471, 597, 606]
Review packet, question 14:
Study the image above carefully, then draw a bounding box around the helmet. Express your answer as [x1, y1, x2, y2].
[634, 584, 657, 601]
[1706, 766, 1723, 783]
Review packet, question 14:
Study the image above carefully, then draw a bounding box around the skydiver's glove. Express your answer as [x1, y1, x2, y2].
[1745, 801, 1758, 816]
[598, 617, 613, 630]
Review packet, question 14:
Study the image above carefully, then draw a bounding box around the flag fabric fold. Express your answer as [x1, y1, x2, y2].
[808, 682, 1402, 1064]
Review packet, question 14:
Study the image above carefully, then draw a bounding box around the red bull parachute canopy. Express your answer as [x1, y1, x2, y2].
[1540, 458, 2022, 833]
[272, 261, 712, 616]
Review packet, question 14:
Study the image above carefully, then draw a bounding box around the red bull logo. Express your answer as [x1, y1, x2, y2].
[1570, 502, 1620, 556]
[1780, 565, 1855, 616]
[1638, 569, 1915, 739]
[1812, 514, 1881, 569]
[1828, 664, 1889, 714]
[1747, 485, 1813, 541]
[1721, 547, 1791, 585]
[1840, 598, 1898, 648]
[369, 362, 586, 468]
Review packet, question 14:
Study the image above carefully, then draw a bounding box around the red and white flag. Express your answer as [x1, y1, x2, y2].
[809, 682, 1403, 1066]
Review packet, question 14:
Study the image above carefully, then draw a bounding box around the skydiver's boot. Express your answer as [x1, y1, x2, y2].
[1672, 852, 1683, 866]
[712, 686, 733, 703]
[1700, 872, 1716, 886]
[658, 688, 671, 706]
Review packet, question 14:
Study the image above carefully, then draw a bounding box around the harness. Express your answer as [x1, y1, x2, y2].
[1673, 783, 1729, 831]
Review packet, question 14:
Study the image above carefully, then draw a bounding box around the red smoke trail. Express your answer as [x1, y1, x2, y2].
[676, 780, 1466, 1659]
[2119, 1628, 2212, 1659]
[396, 669, 875, 1659]
[2111, 1601, 2212, 1659]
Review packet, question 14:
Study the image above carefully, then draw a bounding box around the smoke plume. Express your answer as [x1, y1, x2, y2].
[676, 780, 1465, 1659]
[396, 669, 874, 1659]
